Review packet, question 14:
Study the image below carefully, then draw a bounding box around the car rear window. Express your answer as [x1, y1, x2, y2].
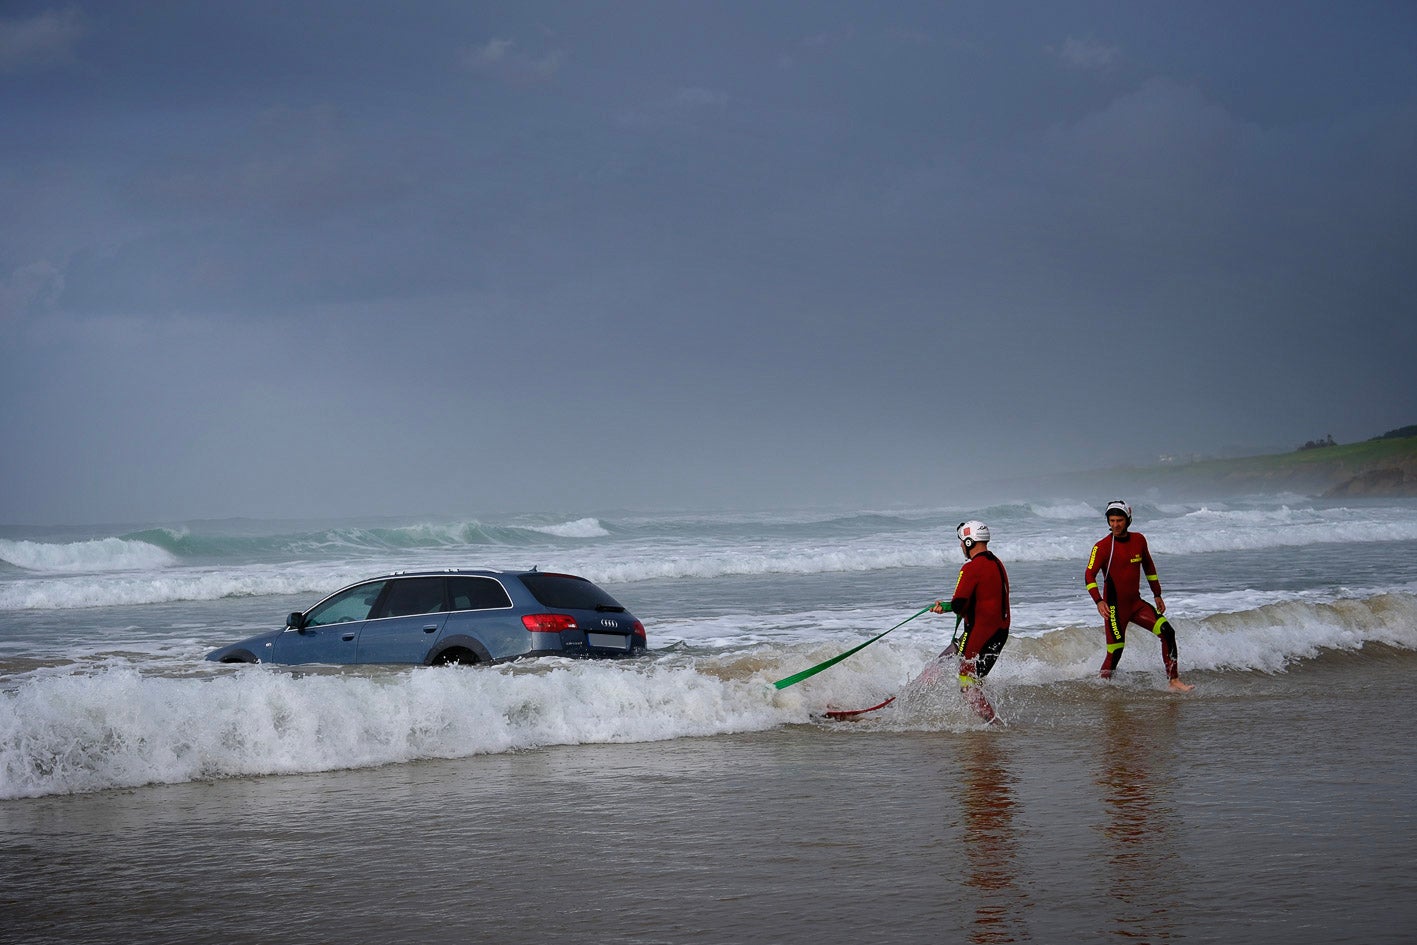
[520, 573, 625, 611]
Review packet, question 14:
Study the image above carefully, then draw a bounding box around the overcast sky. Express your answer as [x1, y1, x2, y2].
[3, 2, 1415, 524]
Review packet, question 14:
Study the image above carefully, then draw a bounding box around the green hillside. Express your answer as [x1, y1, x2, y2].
[1109, 435, 1417, 497]
[1002, 434, 1417, 499]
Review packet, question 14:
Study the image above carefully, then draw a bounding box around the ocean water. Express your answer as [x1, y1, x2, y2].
[2, 495, 1416, 942]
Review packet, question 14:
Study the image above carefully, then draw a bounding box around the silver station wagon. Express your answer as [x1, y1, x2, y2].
[205, 568, 647, 666]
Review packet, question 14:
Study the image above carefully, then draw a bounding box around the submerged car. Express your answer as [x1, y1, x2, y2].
[206, 568, 646, 666]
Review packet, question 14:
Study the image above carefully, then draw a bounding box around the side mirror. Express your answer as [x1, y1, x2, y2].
[286, 612, 306, 631]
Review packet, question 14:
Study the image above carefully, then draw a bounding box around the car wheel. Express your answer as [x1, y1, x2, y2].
[432, 648, 480, 666]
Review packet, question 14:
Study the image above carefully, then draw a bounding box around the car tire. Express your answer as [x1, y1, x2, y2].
[431, 647, 480, 666]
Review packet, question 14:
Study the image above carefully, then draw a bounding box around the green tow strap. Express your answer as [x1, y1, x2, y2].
[771, 604, 937, 691]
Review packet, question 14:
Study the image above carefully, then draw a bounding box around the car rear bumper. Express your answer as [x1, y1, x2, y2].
[527, 629, 644, 658]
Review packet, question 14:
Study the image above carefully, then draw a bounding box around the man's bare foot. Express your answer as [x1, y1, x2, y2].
[1168, 678, 1195, 693]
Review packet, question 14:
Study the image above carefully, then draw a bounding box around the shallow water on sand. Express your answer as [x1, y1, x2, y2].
[3, 652, 1413, 944]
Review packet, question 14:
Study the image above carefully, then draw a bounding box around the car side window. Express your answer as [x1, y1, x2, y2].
[305, 581, 388, 628]
[448, 576, 513, 611]
[374, 577, 447, 619]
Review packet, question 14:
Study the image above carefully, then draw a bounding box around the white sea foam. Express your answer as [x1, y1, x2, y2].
[1, 499, 1413, 590]
[526, 518, 610, 539]
[585, 545, 953, 585]
[7, 503, 1417, 611]
[1156, 505, 1417, 553]
[0, 659, 799, 799]
[0, 537, 177, 573]
[1027, 501, 1100, 520]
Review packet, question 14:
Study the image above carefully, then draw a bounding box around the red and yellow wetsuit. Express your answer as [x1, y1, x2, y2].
[950, 550, 1011, 688]
[1084, 531, 1181, 680]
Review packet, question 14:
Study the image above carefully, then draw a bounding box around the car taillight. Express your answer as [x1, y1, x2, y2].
[631, 620, 646, 641]
[522, 613, 578, 633]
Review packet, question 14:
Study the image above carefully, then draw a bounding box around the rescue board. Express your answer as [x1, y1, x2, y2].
[819, 642, 958, 722]
[822, 696, 896, 720]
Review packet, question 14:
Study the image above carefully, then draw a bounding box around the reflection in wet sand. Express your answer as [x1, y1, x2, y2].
[1095, 699, 1183, 942]
[959, 733, 1030, 943]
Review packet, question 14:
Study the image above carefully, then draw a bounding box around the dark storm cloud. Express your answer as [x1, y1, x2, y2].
[2, 1, 1415, 523]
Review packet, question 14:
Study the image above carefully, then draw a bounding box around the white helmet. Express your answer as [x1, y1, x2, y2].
[1105, 500, 1132, 524]
[957, 520, 990, 548]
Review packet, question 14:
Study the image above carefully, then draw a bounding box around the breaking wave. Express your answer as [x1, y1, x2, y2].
[3, 591, 1412, 799]
[0, 537, 177, 573]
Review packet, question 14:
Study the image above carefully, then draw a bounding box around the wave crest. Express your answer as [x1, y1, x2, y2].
[0, 538, 177, 573]
[0, 661, 791, 799]
[526, 518, 610, 539]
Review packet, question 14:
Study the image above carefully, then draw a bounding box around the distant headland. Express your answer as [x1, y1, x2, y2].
[1012, 426, 1417, 499]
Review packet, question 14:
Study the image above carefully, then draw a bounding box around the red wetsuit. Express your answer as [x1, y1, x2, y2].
[949, 550, 1011, 685]
[1084, 530, 1180, 679]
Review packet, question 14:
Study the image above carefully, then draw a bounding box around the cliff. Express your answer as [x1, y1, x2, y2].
[1321, 456, 1417, 497]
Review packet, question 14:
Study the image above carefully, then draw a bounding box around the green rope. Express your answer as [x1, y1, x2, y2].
[771, 604, 939, 690]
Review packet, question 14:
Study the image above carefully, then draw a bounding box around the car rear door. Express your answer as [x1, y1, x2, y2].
[356, 577, 449, 664]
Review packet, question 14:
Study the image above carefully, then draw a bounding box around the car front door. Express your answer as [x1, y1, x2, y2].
[272, 580, 388, 664]
[357, 577, 449, 664]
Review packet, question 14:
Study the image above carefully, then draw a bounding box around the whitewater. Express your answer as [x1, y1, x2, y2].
[3, 495, 1417, 800]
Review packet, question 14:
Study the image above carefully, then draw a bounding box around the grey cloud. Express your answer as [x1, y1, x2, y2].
[459, 38, 564, 85]
[1053, 36, 1120, 71]
[0, 6, 86, 73]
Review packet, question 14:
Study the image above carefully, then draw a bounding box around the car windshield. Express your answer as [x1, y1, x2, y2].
[520, 573, 624, 611]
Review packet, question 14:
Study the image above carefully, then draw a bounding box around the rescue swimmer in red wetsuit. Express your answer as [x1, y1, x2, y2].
[1084, 501, 1194, 692]
[931, 520, 1010, 722]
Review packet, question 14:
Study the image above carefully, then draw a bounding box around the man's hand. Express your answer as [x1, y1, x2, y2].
[1096, 600, 1109, 620]
[930, 600, 947, 614]
[1155, 594, 1166, 615]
